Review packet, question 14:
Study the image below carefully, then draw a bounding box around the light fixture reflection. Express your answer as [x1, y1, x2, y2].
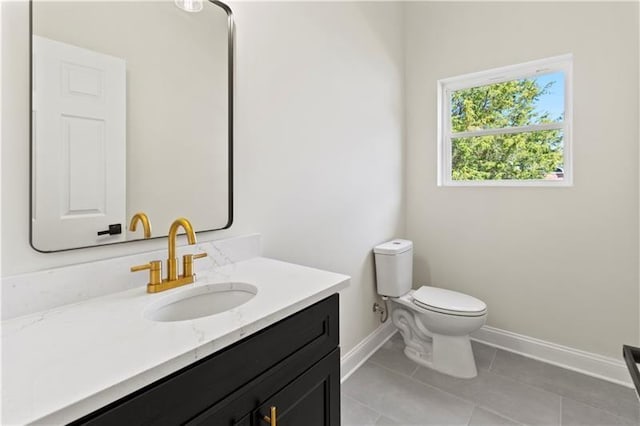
[175, 0, 203, 13]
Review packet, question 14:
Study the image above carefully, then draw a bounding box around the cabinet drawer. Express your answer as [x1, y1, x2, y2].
[72, 294, 339, 425]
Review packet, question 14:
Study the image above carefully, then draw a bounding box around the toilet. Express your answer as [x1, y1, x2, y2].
[374, 239, 487, 378]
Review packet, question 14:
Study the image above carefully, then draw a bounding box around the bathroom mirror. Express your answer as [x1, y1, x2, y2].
[30, 0, 233, 252]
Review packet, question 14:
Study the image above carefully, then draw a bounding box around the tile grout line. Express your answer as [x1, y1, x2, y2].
[487, 365, 639, 426]
[498, 376, 638, 424]
[351, 343, 638, 425]
[341, 390, 387, 423]
[465, 405, 476, 426]
[370, 360, 480, 410]
[413, 357, 555, 424]
[558, 395, 639, 426]
[369, 359, 531, 426]
[350, 358, 560, 426]
[410, 364, 419, 377]
[368, 358, 418, 380]
[474, 404, 526, 426]
[488, 347, 497, 371]
[411, 363, 566, 424]
[488, 352, 639, 423]
[559, 395, 563, 426]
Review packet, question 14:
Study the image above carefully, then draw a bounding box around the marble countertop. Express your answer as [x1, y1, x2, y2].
[2, 256, 350, 425]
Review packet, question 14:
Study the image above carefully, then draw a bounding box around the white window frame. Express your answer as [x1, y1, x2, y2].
[437, 54, 573, 187]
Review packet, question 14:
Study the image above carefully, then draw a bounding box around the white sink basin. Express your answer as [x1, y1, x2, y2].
[144, 282, 257, 322]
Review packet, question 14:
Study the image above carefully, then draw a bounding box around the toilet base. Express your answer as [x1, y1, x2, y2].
[391, 299, 481, 379]
[398, 331, 478, 379]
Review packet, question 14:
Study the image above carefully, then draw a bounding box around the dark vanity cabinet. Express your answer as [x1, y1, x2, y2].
[71, 295, 340, 426]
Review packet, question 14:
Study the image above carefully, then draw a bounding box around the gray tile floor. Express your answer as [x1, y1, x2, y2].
[341, 333, 640, 426]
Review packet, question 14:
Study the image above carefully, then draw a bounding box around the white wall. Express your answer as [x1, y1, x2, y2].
[1, 1, 405, 354]
[405, 1, 639, 358]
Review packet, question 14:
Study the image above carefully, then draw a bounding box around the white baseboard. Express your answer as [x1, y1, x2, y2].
[341, 321, 397, 383]
[472, 325, 633, 388]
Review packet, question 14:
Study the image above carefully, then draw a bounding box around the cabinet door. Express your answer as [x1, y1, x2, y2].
[188, 349, 340, 426]
[253, 349, 340, 426]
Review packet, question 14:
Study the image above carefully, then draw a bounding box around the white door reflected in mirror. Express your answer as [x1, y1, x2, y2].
[32, 36, 127, 250]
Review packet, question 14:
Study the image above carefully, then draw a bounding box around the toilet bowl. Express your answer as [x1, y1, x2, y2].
[374, 239, 487, 378]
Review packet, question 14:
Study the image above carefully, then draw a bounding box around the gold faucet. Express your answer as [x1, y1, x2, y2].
[167, 217, 196, 282]
[131, 217, 206, 293]
[129, 212, 152, 239]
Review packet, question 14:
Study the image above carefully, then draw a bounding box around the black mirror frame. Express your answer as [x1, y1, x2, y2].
[28, 0, 234, 252]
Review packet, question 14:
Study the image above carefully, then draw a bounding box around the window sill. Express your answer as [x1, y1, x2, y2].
[438, 179, 573, 188]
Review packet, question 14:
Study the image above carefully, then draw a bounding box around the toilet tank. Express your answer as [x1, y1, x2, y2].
[373, 239, 413, 297]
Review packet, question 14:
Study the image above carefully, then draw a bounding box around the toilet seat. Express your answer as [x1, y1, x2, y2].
[412, 286, 487, 317]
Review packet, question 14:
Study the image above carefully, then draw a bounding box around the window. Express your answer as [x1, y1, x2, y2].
[437, 55, 572, 186]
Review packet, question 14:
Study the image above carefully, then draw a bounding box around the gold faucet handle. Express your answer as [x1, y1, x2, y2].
[131, 260, 163, 286]
[182, 252, 207, 278]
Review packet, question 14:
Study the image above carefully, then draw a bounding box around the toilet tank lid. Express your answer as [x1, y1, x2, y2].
[374, 239, 413, 255]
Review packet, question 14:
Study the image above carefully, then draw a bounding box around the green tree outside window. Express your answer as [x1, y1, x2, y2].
[450, 76, 564, 181]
